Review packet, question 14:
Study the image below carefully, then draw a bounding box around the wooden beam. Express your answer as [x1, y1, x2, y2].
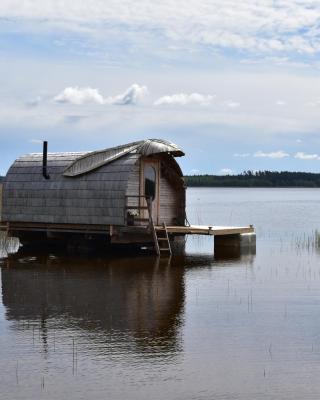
[157, 225, 255, 236]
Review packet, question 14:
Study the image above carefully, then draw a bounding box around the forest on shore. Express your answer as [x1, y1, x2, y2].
[2, 171, 320, 187]
[184, 171, 320, 187]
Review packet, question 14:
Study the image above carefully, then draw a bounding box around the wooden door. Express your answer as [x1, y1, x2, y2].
[140, 159, 160, 225]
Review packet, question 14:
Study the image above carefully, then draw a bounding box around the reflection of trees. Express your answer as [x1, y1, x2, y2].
[1, 254, 185, 354]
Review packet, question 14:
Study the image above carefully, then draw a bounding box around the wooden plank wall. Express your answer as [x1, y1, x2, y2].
[125, 160, 140, 208]
[125, 156, 186, 226]
[159, 176, 184, 225]
[2, 153, 139, 226]
[158, 155, 185, 226]
[0, 183, 2, 222]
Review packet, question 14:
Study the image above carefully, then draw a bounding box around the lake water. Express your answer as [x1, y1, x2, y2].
[1, 188, 320, 399]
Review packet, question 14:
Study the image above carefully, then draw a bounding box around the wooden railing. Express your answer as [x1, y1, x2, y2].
[125, 196, 171, 256]
[124, 195, 151, 227]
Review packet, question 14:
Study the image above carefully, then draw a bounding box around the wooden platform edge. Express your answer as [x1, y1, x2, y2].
[0, 221, 255, 238]
[160, 225, 255, 236]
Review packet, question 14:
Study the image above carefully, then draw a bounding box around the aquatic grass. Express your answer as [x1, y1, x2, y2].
[15, 361, 19, 385]
[291, 230, 320, 253]
[72, 337, 78, 376]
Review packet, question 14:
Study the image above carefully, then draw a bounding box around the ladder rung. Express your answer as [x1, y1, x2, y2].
[133, 218, 150, 222]
[158, 238, 168, 241]
[159, 248, 170, 251]
[126, 206, 149, 210]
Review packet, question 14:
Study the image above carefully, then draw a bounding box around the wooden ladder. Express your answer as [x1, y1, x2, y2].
[146, 198, 172, 256]
[154, 223, 172, 256]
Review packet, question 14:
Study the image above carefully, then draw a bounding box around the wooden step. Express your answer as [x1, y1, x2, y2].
[133, 218, 150, 222]
[157, 223, 172, 256]
[155, 231, 167, 236]
[126, 206, 149, 210]
[144, 198, 172, 256]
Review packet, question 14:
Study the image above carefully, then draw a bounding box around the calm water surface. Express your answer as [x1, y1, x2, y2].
[1, 188, 320, 400]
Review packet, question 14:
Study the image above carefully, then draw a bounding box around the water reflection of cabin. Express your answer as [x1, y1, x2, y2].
[1, 139, 186, 249]
[1, 256, 184, 351]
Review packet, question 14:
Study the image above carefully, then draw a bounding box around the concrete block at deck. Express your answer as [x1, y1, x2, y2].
[214, 233, 256, 261]
[214, 233, 256, 249]
[214, 232, 256, 249]
[239, 232, 256, 247]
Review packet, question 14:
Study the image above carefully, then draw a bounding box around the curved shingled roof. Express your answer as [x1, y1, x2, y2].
[63, 138, 184, 177]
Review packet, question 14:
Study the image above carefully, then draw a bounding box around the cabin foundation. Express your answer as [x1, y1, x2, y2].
[0, 222, 256, 256]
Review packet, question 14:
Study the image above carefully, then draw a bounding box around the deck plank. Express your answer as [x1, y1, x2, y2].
[157, 225, 255, 236]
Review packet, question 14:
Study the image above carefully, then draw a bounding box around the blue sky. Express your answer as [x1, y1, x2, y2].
[1, 0, 320, 175]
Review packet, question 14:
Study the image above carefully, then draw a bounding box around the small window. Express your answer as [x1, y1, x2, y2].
[144, 165, 156, 200]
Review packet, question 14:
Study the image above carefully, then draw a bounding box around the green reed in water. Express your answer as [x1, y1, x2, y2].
[291, 230, 320, 252]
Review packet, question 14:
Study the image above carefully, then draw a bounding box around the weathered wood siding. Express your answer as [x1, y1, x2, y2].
[0, 183, 2, 222]
[125, 155, 185, 226]
[2, 153, 139, 226]
[2, 148, 185, 228]
[125, 159, 140, 208]
[159, 175, 185, 225]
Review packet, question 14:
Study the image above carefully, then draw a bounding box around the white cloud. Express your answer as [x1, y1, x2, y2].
[154, 93, 215, 106]
[26, 96, 43, 107]
[189, 169, 200, 174]
[219, 168, 234, 175]
[234, 153, 250, 158]
[106, 84, 148, 105]
[1, 1, 319, 55]
[254, 150, 289, 159]
[276, 100, 286, 106]
[54, 87, 105, 105]
[29, 139, 43, 144]
[307, 99, 320, 107]
[294, 152, 320, 160]
[53, 84, 148, 106]
[223, 101, 240, 108]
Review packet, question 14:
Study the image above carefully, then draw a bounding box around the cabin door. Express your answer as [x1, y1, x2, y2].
[140, 160, 160, 225]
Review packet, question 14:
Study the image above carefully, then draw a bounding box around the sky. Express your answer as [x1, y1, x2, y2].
[0, 0, 320, 175]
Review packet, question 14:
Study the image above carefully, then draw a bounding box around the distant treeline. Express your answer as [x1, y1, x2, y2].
[0, 176, 4, 182]
[184, 171, 320, 187]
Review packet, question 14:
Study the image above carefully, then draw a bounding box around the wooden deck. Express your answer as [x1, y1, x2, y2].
[157, 225, 255, 236]
[0, 222, 254, 236]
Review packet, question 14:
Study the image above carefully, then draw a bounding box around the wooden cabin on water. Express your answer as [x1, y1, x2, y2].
[1, 139, 187, 253]
[0, 139, 255, 255]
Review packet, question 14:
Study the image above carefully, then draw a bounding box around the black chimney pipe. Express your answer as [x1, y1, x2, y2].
[42, 141, 50, 179]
